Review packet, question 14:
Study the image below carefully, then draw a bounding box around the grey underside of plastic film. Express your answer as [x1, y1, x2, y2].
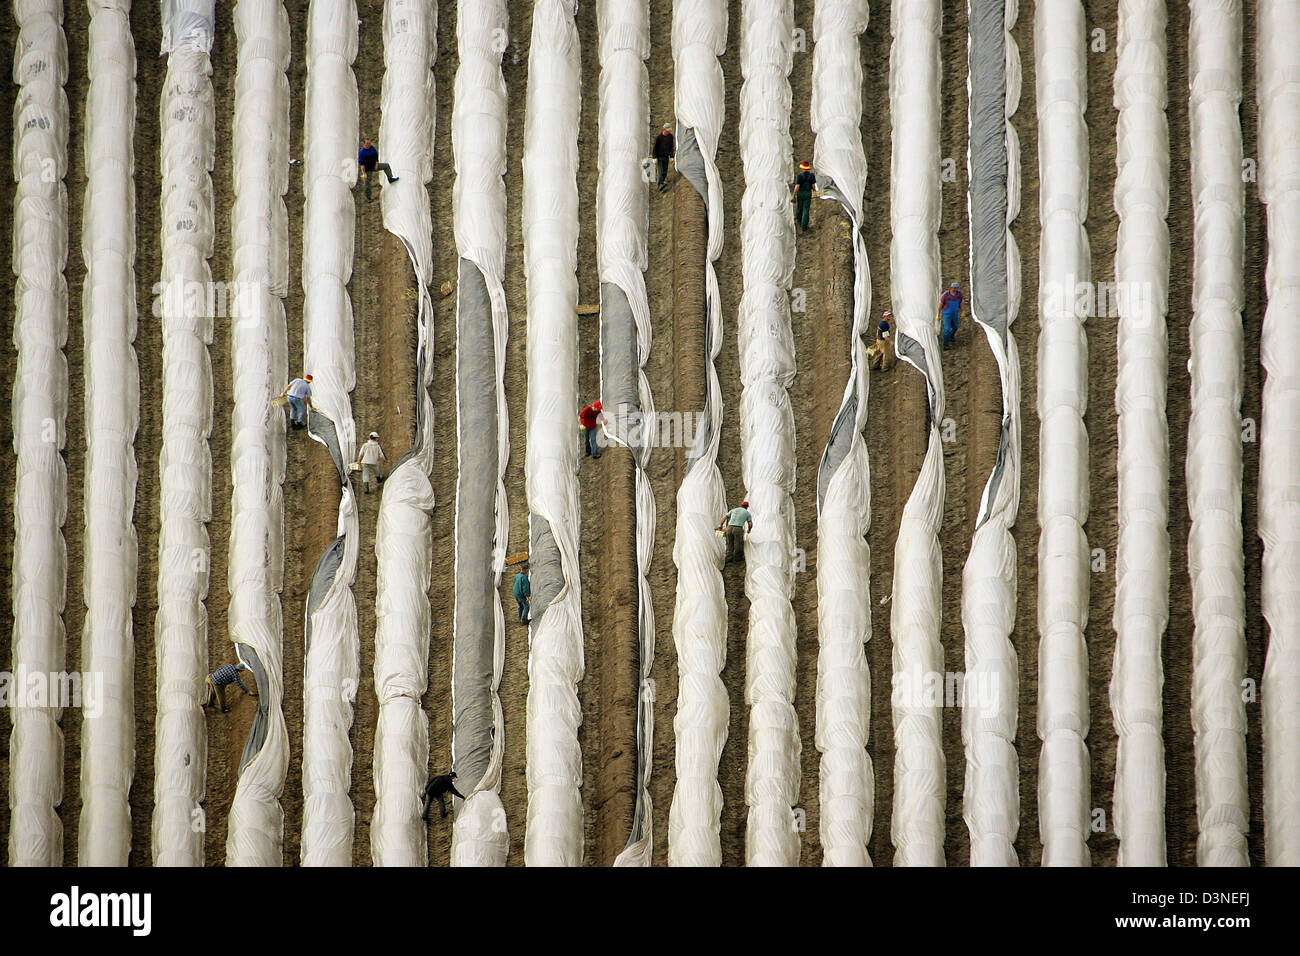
[236, 644, 271, 773]
[599, 281, 641, 451]
[529, 518, 563, 624]
[673, 125, 717, 475]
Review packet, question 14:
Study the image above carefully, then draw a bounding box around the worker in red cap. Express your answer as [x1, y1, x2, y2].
[281, 373, 314, 429]
[578, 399, 605, 460]
[719, 499, 753, 565]
[792, 161, 817, 233]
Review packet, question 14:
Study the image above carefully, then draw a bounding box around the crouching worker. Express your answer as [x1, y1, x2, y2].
[719, 500, 753, 565]
[204, 661, 257, 713]
[422, 772, 466, 822]
[868, 312, 895, 371]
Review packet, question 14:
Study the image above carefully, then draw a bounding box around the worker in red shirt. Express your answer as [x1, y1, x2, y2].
[938, 281, 963, 349]
[579, 400, 604, 460]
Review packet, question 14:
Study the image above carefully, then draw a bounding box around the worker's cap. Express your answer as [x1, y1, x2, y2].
[799, 162, 811, 170]
[449, 772, 458, 778]
[882, 310, 892, 318]
[741, 500, 749, 507]
[304, 374, 313, 381]
[369, 432, 379, 439]
[593, 400, 602, 410]
[662, 123, 672, 130]
[950, 281, 960, 289]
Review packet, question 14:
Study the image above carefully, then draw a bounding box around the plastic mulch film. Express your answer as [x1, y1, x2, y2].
[961, 0, 1024, 868]
[298, 0, 361, 867]
[160, 0, 214, 53]
[225, 0, 291, 867]
[8, 0, 70, 868]
[522, 0, 586, 867]
[152, 0, 216, 867]
[1034, 0, 1092, 867]
[370, 0, 438, 867]
[887, 0, 947, 868]
[1257, 0, 1300, 867]
[738, 0, 800, 868]
[666, 0, 730, 868]
[78, 0, 139, 867]
[449, 0, 511, 868]
[811, 0, 872, 869]
[1109, 0, 1170, 867]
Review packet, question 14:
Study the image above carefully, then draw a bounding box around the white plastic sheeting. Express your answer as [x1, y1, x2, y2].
[961, 0, 1023, 867]
[79, 0, 139, 867]
[449, 0, 511, 868]
[299, 0, 361, 867]
[1258, 0, 1300, 867]
[152, 0, 215, 867]
[523, 0, 585, 868]
[8, 0, 70, 867]
[738, 0, 800, 867]
[667, 0, 730, 868]
[812, 0, 874, 868]
[1034, 0, 1092, 867]
[225, 0, 291, 867]
[1109, 0, 1170, 868]
[887, 0, 947, 867]
[1187, 0, 1247, 868]
[594, 0, 658, 868]
[370, 0, 437, 867]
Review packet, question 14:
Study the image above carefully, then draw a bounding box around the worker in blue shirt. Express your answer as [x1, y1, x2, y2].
[513, 567, 531, 624]
[719, 500, 753, 565]
[203, 662, 256, 713]
[357, 138, 399, 202]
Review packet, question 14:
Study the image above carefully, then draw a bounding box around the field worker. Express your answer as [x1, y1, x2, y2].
[422, 772, 466, 822]
[938, 281, 963, 349]
[513, 566, 531, 624]
[719, 499, 753, 565]
[357, 431, 386, 493]
[203, 661, 256, 713]
[792, 161, 817, 233]
[281, 374, 313, 429]
[868, 311, 896, 371]
[651, 123, 675, 191]
[579, 399, 604, 460]
[358, 138, 399, 202]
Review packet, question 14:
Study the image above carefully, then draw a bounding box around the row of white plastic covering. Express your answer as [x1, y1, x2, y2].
[79, 0, 139, 867]
[152, 0, 215, 867]
[887, 0, 947, 867]
[299, 0, 361, 866]
[1034, 0, 1092, 867]
[1109, 0, 1169, 867]
[8, 0, 70, 867]
[225, 0, 291, 867]
[961, 0, 1023, 867]
[449, 0, 511, 868]
[1187, 0, 1247, 867]
[523, 0, 585, 867]
[667, 0, 730, 868]
[1258, 0, 1300, 867]
[738, 0, 800, 867]
[595, 0, 658, 868]
[812, 0, 873, 867]
[370, 0, 437, 866]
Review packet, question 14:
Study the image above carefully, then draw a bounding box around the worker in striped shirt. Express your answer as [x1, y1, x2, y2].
[203, 662, 256, 713]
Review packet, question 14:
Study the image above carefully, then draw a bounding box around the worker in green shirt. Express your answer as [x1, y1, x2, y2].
[513, 567, 531, 624]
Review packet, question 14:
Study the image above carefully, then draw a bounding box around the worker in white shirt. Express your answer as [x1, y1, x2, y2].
[281, 374, 313, 429]
[357, 431, 386, 493]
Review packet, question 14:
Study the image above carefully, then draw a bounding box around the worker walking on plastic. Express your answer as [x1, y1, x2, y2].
[358, 139, 399, 202]
[281, 374, 313, 429]
[357, 431, 386, 493]
[203, 661, 256, 713]
[513, 566, 531, 624]
[422, 772, 465, 822]
[792, 161, 817, 233]
[579, 399, 604, 460]
[719, 500, 753, 565]
[868, 311, 896, 371]
[651, 123, 675, 191]
[938, 281, 963, 349]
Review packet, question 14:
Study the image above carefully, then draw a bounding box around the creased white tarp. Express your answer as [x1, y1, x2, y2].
[887, 0, 947, 868]
[370, 0, 437, 867]
[1034, 0, 1092, 867]
[160, 0, 214, 54]
[8, 0, 70, 868]
[812, 0, 873, 868]
[79, 0, 139, 867]
[1257, 0, 1300, 867]
[152, 0, 216, 866]
[667, 0, 730, 868]
[225, 0, 291, 867]
[298, 0, 361, 867]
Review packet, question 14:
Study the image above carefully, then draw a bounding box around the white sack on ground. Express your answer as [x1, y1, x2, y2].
[152, 0, 216, 867]
[667, 0, 731, 868]
[370, 0, 438, 866]
[78, 0, 139, 867]
[8, 0, 70, 868]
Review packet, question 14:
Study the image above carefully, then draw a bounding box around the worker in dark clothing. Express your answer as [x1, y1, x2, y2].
[792, 161, 817, 232]
[868, 311, 896, 371]
[422, 772, 466, 821]
[203, 662, 256, 713]
[513, 567, 531, 624]
[719, 500, 753, 565]
[358, 139, 399, 202]
[651, 124, 675, 191]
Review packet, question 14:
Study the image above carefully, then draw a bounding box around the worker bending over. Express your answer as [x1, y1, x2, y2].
[281, 374, 313, 429]
[720, 500, 753, 565]
[579, 400, 604, 460]
[422, 773, 466, 822]
[868, 312, 895, 371]
[204, 661, 257, 713]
